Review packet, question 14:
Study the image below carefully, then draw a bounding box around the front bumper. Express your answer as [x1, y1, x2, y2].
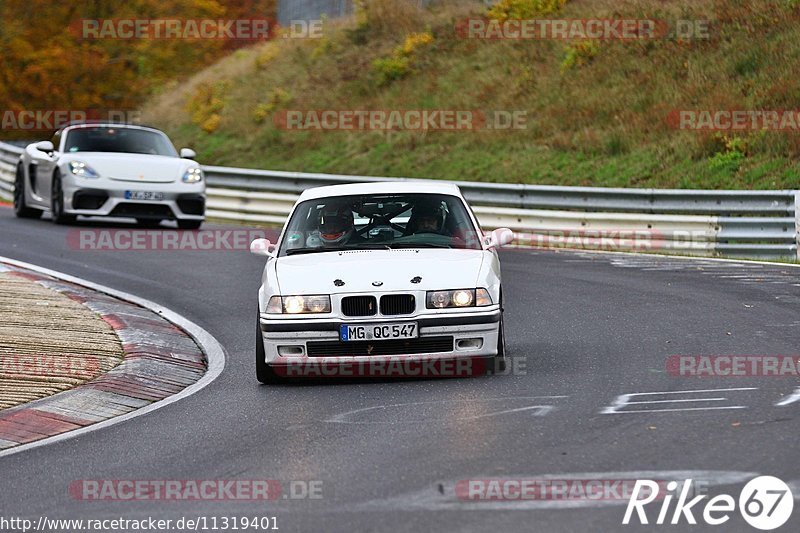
[259, 308, 501, 374]
[62, 179, 205, 220]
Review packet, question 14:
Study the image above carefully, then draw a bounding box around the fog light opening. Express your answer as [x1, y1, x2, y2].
[456, 338, 483, 351]
[278, 345, 305, 356]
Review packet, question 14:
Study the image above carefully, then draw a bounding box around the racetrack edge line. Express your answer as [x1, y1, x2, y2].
[0, 255, 226, 459]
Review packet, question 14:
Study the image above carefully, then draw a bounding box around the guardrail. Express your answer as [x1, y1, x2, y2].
[0, 142, 22, 200]
[2, 141, 798, 259]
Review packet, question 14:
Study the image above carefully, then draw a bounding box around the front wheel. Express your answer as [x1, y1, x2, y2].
[493, 295, 507, 373]
[13, 164, 41, 219]
[50, 171, 76, 225]
[256, 314, 283, 384]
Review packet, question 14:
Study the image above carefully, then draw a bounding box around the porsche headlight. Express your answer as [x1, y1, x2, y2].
[426, 288, 493, 309]
[68, 161, 100, 179]
[182, 167, 203, 183]
[266, 295, 331, 314]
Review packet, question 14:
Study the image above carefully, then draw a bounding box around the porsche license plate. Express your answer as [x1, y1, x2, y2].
[340, 322, 417, 342]
[125, 190, 164, 201]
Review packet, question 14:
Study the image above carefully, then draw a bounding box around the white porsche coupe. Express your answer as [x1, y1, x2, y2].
[14, 123, 205, 228]
[250, 181, 514, 383]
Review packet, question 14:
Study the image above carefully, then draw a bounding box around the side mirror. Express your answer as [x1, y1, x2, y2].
[180, 148, 197, 159]
[250, 238, 276, 257]
[35, 141, 54, 154]
[483, 228, 514, 249]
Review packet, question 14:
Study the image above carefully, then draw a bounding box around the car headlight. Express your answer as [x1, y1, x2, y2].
[68, 161, 100, 179]
[266, 295, 331, 314]
[182, 167, 203, 183]
[426, 288, 493, 309]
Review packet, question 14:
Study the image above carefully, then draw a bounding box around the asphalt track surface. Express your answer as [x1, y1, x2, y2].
[1, 205, 798, 532]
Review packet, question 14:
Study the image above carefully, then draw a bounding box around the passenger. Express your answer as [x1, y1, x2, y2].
[318, 207, 360, 247]
[410, 201, 446, 234]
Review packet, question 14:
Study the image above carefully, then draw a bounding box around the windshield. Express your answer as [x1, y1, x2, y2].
[278, 193, 482, 256]
[63, 127, 177, 156]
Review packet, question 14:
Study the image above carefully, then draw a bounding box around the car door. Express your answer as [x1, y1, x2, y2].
[34, 132, 61, 205]
[23, 146, 47, 206]
[35, 150, 58, 204]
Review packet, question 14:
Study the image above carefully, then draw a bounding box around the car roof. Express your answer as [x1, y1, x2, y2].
[57, 123, 164, 135]
[298, 181, 463, 201]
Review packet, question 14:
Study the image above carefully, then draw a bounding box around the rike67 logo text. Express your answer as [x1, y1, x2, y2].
[624, 476, 793, 530]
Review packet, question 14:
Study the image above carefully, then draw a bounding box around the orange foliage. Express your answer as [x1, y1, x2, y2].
[0, 0, 275, 133]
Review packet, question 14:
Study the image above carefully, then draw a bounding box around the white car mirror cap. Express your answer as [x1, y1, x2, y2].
[180, 148, 197, 159]
[35, 141, 54, 153]
[484, 228, 514, 249]
[496, 228, 514, 247]
[250, 238, 276, 257]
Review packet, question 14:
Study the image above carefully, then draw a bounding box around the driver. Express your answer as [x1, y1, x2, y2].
[410, 200, 445, 234]
[318, 206, 358, 247]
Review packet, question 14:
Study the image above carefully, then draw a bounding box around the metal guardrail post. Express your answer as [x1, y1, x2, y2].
[795, 191, 800, 261]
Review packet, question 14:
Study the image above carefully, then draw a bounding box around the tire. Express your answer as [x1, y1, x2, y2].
[256, 313, 283, 384]
[177, 219, 203, 230]
[13, 164, 41, 219]
[50, 171, 76, 225]
[493, 294, 507, 374]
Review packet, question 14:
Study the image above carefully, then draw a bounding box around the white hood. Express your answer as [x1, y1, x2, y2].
[275, 249, 486, 294]
[67, 153, 193, 183]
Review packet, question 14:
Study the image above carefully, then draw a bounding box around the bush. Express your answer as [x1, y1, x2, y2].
[372, 56, 412, 85]
[311, 38, 334, 61]
[709, 136, 747, 173]
[561, 40, 600, 72]
[371, 31, 434, 86]
[185, 82, 228, 133]
[255, 45, 279, 69]
[709, 150, 744, 173]
[253, 88, 293, 124]
[200, 114, 221, 134]
[398, 32, 434, 56]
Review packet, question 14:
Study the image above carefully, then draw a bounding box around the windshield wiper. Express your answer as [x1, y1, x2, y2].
[284, 248, 334, 255]
[388, 242, 452, 249]
[353, 244, 392, 250]
[285, 244, 391, 255]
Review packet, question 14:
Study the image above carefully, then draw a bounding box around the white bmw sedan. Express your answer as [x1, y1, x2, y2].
[14, 123, 205, 228]
[250, 181, 513, 383]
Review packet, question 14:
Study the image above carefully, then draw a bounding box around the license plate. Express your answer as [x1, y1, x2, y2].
[125, 190, 164, 201]
[340, 322, 417, 342]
